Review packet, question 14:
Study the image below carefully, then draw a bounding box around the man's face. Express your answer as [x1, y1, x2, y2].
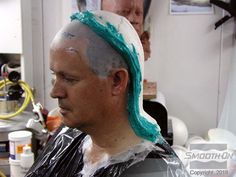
[102, 0, 144, 36]
[50, 38, 111, 130]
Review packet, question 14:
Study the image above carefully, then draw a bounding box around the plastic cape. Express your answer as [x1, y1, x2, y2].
[25, 126, 190, 177]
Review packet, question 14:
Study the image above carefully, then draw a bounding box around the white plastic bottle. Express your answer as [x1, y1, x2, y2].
[20, 145, 34, 170]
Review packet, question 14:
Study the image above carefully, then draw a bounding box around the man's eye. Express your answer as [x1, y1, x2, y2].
[64, 77, 77, 83]
[51, 73, 56, 85]
[136, 10, 142, 16]
[51, 78, 55, 85]
[121, 10, 130, 16]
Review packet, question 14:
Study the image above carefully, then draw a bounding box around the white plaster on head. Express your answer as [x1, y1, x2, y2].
[92, 11, 157, 125]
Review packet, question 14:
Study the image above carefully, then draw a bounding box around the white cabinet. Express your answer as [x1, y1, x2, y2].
[0, 0, 22, 53]
[0, 0, 33, 86]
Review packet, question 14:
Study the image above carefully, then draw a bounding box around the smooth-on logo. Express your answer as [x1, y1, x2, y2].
[186, 144, 232, 170]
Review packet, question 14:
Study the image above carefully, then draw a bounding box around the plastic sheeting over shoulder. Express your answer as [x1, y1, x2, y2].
[25, 126, 189, 177]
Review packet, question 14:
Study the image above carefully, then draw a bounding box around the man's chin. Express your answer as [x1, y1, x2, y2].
[61, 117, 77, 128]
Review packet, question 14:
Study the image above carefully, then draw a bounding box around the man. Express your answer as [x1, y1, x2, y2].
[101, 0, 151, 61]
[26, 11, 188, 177]
[102, 0, 144, 37]
[47, 0, 152, 134]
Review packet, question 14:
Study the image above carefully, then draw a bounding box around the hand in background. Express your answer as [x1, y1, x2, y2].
[141, 31, 151, 61]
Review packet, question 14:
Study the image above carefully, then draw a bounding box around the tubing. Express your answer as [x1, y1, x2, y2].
[0, 170, 7, 177]
[0, 79, 35, 119]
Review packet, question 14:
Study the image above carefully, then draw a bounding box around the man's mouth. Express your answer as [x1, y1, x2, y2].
[58, 105, 70, 115]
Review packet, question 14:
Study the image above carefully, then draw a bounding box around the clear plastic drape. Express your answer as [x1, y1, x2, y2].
[218, 41, 236, 135]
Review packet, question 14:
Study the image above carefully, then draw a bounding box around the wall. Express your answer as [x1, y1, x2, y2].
[35, 0, 235, 136]
[0, 0, 33, 86]
[0, 0, 22, 53]
[144, 0, 234, 136]
[31, 0, 44, 104]
[33, 0, 72, 108]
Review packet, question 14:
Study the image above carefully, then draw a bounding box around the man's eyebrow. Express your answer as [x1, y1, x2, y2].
[50, 70, 78, 79]
[62, 31, 75, 39]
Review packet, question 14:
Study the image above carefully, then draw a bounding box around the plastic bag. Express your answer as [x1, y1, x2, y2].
[25, 126, 189, 177]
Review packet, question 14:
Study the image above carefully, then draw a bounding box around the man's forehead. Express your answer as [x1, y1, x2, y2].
[103, 0, 144, 8]
[60, 21, 91, 39]
[50, 21, 91, 50]
[118, 0, 144, 6]
[51, 33, 88, 49]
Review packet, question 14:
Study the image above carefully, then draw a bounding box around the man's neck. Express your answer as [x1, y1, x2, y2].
[83, 115, 143, 163]
[93, 124, 142, 154]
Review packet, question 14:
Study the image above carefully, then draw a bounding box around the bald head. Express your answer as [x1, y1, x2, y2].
[51, 20, 128, 77]
[50, 11, 159, 142]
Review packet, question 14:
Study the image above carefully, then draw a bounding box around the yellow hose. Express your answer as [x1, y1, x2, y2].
[0, 79, 35, 119]
[0, 170, 7, 177]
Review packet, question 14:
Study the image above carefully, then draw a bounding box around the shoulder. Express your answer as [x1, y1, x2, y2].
[25, 125, 87, 176]
[120, 140, 190, 177]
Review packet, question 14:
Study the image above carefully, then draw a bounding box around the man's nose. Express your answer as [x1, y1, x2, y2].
[126, 11, 138, 24]
[50, 80, 66, 99]
[126, 12, 142, 36]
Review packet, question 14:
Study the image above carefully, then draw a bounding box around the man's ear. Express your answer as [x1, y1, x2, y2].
[109, 69, 129, 96]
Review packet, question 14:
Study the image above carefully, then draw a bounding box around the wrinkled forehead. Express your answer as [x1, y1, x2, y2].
[116, 0, 144, 9]
[102, 0, 144, 10]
